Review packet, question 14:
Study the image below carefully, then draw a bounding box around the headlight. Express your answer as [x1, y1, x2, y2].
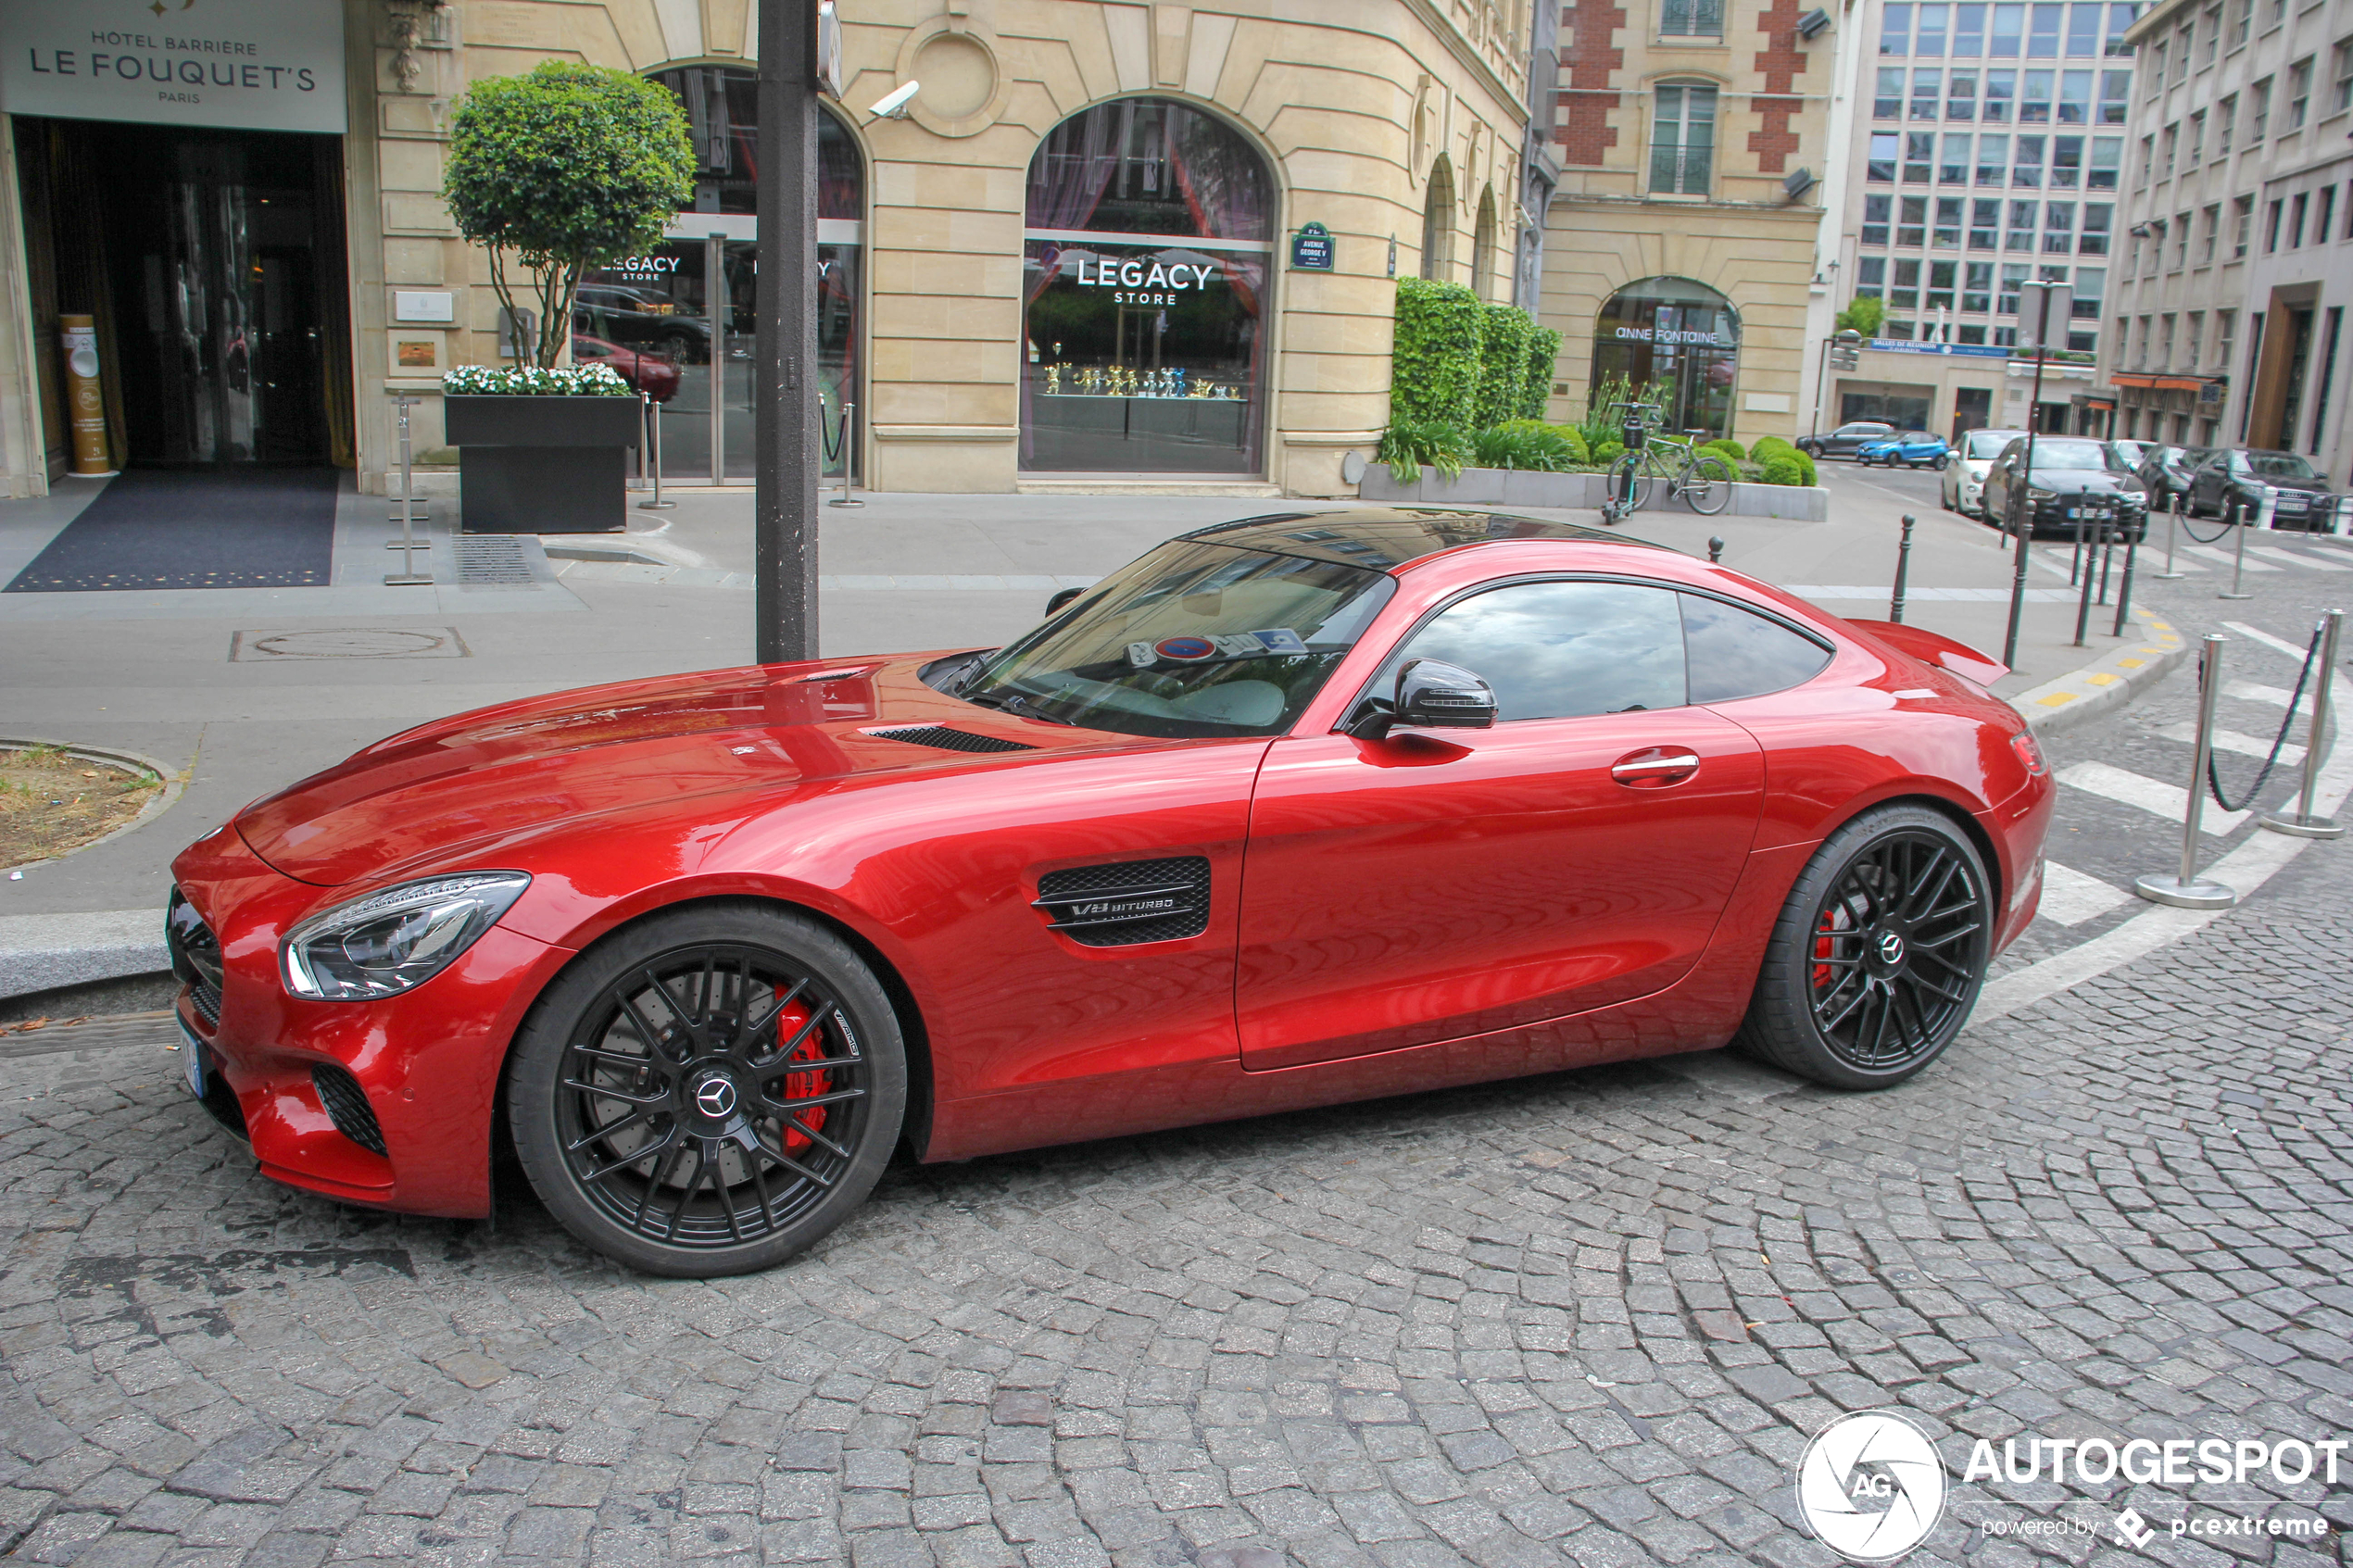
[282, 872, 531, 1000]
[2028, 487, 2057, 502]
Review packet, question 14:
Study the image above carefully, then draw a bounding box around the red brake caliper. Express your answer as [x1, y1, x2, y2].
[1812, 918, 1838, 992]
[768, 1000, 830, 1154]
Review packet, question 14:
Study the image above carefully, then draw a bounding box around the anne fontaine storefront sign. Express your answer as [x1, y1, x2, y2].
[0, 0, 346, 135]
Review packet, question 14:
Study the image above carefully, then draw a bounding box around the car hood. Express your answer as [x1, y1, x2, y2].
[2023, 468, 2139, 492]
[233, 655, 1139, 886]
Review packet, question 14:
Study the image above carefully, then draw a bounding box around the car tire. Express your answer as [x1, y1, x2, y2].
[1733, 804, 1992, 1090]
[507, 902, 908, 1278]
[1933, 454, 1951, 471]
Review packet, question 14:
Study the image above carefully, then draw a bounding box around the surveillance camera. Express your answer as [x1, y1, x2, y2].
[869, 82, 920, 119]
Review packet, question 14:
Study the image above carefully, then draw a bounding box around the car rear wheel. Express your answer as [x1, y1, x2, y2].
[508, 904, 907, 1277]
[1734, 805, 1991, 1089]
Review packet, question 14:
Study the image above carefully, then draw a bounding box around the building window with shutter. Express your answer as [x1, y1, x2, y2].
[1661, 0, 1726, 37]
[1649, 83, 1718, 194]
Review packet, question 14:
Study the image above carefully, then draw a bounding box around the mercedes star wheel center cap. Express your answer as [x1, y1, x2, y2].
[695, 1075, 737, 1118]
[1878, 931, 1906, 966]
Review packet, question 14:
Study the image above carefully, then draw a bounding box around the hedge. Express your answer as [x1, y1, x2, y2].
[1521, 327, 1562, 420]
[1757, 452, 1807, 486]
[1470, 305, 1532, 430]
[1701, 438, 1746, 463]
[1390, 279, 1485, 428]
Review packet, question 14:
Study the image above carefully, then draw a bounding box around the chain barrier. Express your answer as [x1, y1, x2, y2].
[819, 395, 847, 466]
[2179, 503, 2237, 545]
[2205, 620, 2324, 812]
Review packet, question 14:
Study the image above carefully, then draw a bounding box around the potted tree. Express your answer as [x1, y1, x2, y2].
[440, 61, 693, 533]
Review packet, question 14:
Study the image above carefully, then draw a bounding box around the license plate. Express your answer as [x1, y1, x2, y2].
[2065, 507, 2085, 518]
[180, 1018, 207, 1099]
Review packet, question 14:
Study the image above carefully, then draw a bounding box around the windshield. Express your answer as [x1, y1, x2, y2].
[2246, 452, 2322, 479]
[1965, 431, 2018, 458]
[2023, 439, 2115, 470]
[953, 541, 1396, 738]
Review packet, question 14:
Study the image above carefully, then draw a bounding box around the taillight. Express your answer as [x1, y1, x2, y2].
[2009, 729, 2047, 776]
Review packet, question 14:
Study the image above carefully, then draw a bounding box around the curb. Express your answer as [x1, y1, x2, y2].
[0, 736, 186, 877]
[2006, 607, 2190, 736]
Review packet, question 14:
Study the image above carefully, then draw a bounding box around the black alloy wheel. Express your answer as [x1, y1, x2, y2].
[1736, 804, 1991, 1088]
[509, 905, 906, 1276]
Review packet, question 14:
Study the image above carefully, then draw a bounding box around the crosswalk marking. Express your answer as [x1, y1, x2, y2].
[2035, 860, 2132, 926]
[2152, 721, 2304, 766]
[2248, 544, 2353, 571]
[2056, 760, 2247, 834]
[2225, 678, 2318, 716]
[2181, 544, 2283, 571]
[2222, 620, 2321, 661]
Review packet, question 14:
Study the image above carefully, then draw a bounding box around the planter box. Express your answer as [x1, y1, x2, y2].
[445, 395, 642, 534]
[1359, 463, 1829, 522]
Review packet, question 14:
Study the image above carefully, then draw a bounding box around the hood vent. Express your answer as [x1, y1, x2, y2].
[1034, 857, 1211, 947]
[868, 725, 1037, 754]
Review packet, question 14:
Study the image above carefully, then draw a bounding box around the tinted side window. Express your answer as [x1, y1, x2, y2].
[1381, 581, 1687, 721]
[1681, 594, 1833, 703]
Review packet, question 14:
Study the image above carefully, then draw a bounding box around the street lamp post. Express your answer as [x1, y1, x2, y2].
[755, 0, 822, 665]
[2001, 280, 2070, 670]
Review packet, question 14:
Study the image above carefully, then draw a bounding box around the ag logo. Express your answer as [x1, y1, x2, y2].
[1796, 1410, 1946, 1562]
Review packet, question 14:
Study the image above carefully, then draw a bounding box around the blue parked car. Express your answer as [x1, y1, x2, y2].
[1857, 430, 1951, 469]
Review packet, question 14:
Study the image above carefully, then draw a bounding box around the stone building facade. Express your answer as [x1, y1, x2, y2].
[0, 1, 1539, 500]
[1534, 0, 1838, 445]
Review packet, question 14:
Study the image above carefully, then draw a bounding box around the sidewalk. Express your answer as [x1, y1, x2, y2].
[0, 471, 2181, 1000]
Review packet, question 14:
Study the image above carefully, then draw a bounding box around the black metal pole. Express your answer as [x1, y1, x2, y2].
[1890, 514, 1915, 623]
[2073, 516, 2100, 646]
[756, 0, 821, 664]
[2002, 293, 2052, 671]
[2111, 526, 2138, 636]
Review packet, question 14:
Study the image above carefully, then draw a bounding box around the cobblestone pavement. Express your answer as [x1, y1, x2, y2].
[1, 848, 2349, 1567]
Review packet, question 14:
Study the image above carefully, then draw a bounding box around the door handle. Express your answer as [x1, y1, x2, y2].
[1610, 748, 1701, 787]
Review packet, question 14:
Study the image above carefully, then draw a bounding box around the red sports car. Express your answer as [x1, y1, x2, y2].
[166, 510, 2054, 1276]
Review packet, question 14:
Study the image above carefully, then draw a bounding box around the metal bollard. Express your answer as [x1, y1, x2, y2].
[1707, 535, 1724, 564]
[2259, 608, 2346, 838]
[2220, 493, 2253, 598]
[2002, 489, 2032, 670]
[2110, 520, 2139, 637]
[629, 392, 650, 491]
[2095, 508, 2116, 605]
[384, 394, 432, 586]
[2153, 489, 2184, 580]
[1890, 515, 1916, 623]
[2071, 516, 2103, 646]
[2070, 509, 2086, 584]
[637, 398, 676, 511]
[2133, 633, 2239, 908]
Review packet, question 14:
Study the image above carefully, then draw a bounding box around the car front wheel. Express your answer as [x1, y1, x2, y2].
[508, 903, 907, 1277]
[1735, 805, 1991, 1089]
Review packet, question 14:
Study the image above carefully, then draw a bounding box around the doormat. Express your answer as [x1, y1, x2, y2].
[4, 469, 340, 593]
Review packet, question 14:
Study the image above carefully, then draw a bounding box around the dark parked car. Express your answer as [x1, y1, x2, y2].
[2187, 448, 2344, 531]
[1980, 435, 2150, 538]
[2136, 444, 2217, 507]
[572, 333, 680, 403]
[1797, 421, 1896, 460]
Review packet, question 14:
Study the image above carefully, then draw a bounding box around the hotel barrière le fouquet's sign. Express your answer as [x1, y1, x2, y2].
[2, 0, 346, 134]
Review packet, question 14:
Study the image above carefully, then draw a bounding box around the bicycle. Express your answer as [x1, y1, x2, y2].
[1604, 408, 1736, 518]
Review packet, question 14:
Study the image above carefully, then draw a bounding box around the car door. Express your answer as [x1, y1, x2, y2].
[1235, 578, 1767, 1071]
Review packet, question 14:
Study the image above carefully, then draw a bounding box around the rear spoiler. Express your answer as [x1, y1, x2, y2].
[1843, 619, 2009, 687]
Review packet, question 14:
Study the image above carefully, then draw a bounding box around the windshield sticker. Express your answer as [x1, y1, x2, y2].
[1249, 628, 1309, 655]
[1154, 636, 1218, 662]
[1126, 641, 1159, 668]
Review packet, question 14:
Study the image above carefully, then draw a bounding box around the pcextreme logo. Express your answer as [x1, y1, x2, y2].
[1795, 1411, 1947, 1562]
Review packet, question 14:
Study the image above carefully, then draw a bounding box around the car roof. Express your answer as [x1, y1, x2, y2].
[1179, 508, 1670, 572]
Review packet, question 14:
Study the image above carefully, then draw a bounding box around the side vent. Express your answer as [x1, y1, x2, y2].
[868, 725, 1037, 754]
[1033, 857, 1212, 947]
[312, 1064, 388, 1156]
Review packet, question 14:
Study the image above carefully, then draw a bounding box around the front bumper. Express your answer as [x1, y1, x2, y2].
[2026, 499, 2146, 537]
[169, 822, 573, 1219]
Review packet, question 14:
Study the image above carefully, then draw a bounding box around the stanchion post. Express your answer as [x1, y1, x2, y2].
[637, 397, 676, 511]
[2071, 515, 2099, 646]
[2260, 608, 2346, 838]
[630, 392, 650, 491]
[384, 394, 432, 586]
[2133, 633, 2239, 908]
[826, 399, 864, 508]
[1890, 514, 1915, 623]
[2220, 492, 2254, 598]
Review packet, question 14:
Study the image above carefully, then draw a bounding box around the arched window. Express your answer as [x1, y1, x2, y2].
[1592, 276, 1740, 441]
[1471, 188, 1499, 300]
[577, 66, 866, 481]
[1022, 97, 1273, 474]
[1420, 157, 1457, 281]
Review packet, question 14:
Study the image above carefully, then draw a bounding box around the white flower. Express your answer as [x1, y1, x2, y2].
[441, 363, 633, 395]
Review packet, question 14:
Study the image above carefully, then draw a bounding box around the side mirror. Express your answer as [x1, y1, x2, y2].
[1044, 586, 1084, 616]
[1349, 659, 1497, 739]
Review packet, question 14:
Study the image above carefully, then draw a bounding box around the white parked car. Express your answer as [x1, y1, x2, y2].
[1942, 428, 2030, 521]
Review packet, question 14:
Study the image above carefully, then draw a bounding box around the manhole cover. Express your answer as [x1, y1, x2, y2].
[451, 535, 541, 584]
[230, 628, 470, 661]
